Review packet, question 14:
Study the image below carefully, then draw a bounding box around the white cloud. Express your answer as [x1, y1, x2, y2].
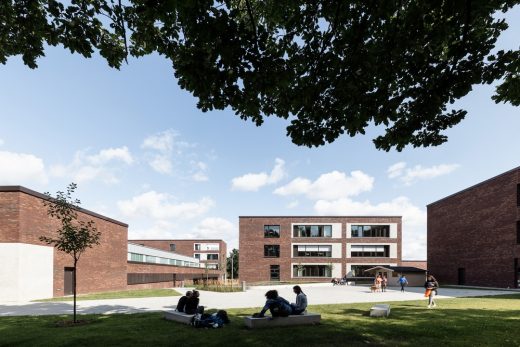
[388, 162, 459, 185]
[141, 130, 196, 175]
[0, 150, 48, 185]
[314, 196, 426, 259]
[274, 170, 374, 200]
[118, 191, 215, 220]
[286, 200, 300, 209]
[141, 130, 176, 152]
[191, 161, 209, 182]
[387, 162, 406, 179]
[50, 146, 133, 184]
[87, 146, 133, 165]
[231, 158, 286, 191]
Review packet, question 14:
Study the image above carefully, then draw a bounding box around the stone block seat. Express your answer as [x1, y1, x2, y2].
[163, 310, 195, 324]
[370, 304, 391, 317]
[244, 313, 321, 329]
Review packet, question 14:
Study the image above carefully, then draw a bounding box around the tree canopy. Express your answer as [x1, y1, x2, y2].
[1, 1, 518, 150]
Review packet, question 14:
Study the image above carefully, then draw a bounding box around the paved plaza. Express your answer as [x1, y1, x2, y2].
[0, 283, 514, 316]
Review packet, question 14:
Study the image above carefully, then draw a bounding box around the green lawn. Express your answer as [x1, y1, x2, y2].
[35, 288, 181, 302]
[4, 294, 519, 346]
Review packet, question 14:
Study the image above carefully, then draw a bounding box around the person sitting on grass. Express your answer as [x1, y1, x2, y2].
[185, 290, 204, 315]
[254, 290, 292, 317]
[176, 290, 192, 313]
[290, 285, 308, 315]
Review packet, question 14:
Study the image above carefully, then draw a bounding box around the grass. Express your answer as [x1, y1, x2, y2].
[194, 284, 243, 292]
[34, 288, 181, 302]
[3, 294, 519, 346]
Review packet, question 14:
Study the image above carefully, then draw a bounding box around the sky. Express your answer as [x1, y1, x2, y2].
[0, 7, 519, 259]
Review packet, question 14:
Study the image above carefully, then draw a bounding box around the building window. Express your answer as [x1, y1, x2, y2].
[350, 245, 390, 257]
[264, 245, 280, 257]
[170, 244, 176, 252]
[145, 255, 157, 263]
[194, 253, 201, 259]
[517, 221, 520, 244]
[129, 253, 144, 262]
[264, 225, 280, 238]
[292, 265, 331, 277]
[293, 225, 332, 238]
[517, 184, 520, 207]
[351, 225, 390, 238]
[350, 265, 386, 277]
[293, 245, 332, 257]
[270, 265, 280, 281]
[207, 253, 219, 260]
[194, 243, 201, 251]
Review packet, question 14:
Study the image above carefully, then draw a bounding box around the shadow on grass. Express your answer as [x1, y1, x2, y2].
[1, 301, 520, 347]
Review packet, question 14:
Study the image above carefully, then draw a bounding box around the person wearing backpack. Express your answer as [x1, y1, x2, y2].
[398, 275, 408, 292]
[255, 290, 292, 317]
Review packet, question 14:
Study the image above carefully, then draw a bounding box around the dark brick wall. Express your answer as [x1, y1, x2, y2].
[0, 189, 129, 296]
[126, 262, 221, 289]
[427, 168, 520, 288]
[239, 216, 402, 283]
[401, 260, 427, 270]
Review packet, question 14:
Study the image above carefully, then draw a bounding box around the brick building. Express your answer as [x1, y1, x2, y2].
[427, 167, 520, 288]
[239, 216, 402, 283]
[0, 186, 220, 301]
[129, 239, 227, 279]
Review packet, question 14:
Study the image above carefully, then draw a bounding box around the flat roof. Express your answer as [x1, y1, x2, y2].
[427, 166, 520, 207]
[129, 239, 226, 242]
[239, 216, 402, 218]
[0, 185, 128, 227]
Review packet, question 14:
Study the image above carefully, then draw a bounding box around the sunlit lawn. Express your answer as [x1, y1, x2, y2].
[34, 288, 181, 302]
[3, 294, 519, 346]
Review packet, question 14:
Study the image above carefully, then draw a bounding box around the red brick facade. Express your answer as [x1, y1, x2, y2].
[0, 186, 228, 299]
[0, 187, 128, 296]
[130, 239, 227, 275]
[400, 260, 427, 270]
[427, 167, 520, 288]
[239, 216, 402, 283]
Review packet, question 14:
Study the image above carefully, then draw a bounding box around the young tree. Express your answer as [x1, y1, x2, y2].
[226, 249, 239, 280]
[39, 183, 101, 324]
[1, 1, 518, 151]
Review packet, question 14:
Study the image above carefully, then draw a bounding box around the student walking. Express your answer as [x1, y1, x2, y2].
[290, 285, 308, 315]
[398, 275, 408, 292]
[424, 275, 439, 308]
[382, 275, 388, 292]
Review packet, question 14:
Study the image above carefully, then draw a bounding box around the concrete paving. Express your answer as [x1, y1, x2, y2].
[0, 283, 515, 316]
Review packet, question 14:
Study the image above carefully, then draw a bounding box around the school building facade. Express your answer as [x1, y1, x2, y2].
[129, 239, 227, 271]
[239, 216, 403, 283]
[427, 167, 520, 288]
[0, 186, 222, 301]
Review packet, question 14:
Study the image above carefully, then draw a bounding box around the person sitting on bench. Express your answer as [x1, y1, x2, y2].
[176, 290, 192, 313]
[290, 285, 307, 315]
[256, 290, 292, 317]
[185, 290, 204, 314]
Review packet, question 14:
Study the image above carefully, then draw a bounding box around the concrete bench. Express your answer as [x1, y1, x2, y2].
[370, 304, 391, 317]
[163, 311, 195, 324]
[244, 313, 321, 329]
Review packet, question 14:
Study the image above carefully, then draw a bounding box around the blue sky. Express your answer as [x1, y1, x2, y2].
[1, 7, 518, 259]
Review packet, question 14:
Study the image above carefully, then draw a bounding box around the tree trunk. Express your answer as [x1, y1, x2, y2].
[73, 259, 77, 323]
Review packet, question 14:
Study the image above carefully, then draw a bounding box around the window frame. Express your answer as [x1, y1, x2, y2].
[293, 225, 333, 238]
[264, 225, 281, 238]
[264, 245, 281, 258]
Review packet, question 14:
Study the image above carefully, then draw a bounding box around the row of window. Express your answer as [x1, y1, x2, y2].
[263, 245, 391, 258]
[128, 252, 199, 268]
[268, 264, 392, 280]
[264, 224, 391, 238]
[194, 253, 219, 260]
[169, 243, 220, 252]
